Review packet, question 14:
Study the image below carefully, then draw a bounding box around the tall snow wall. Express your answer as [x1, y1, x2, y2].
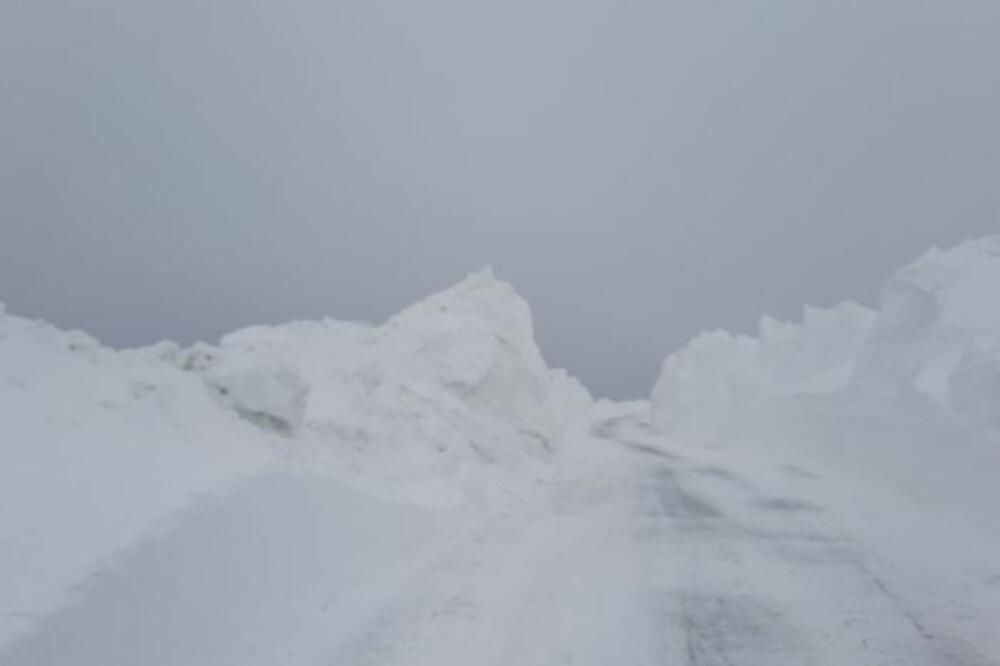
[651, 236, 1000, 444]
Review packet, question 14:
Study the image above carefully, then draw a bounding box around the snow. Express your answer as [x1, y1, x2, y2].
[188, 268, 593, 507]
[852, 236, 1000, 423]
[652, 235, 1000, 441]
[651, 301, 876, 445]
[0, 470, 451, 666]
[950, 346, 1000, 429]
[649, 236, 1000, 531]
[3, 241, 1000, 664]
[0, 269, 594, 655]
[183, 343, 310, 433]
[649, 236, 1000, 660]
[0, 313, 276, 652]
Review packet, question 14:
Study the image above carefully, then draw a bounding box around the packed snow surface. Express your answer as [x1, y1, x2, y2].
[2, 242, 1000, 665]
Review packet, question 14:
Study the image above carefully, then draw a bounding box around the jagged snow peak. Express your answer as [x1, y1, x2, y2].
[381, 267, 592, 448]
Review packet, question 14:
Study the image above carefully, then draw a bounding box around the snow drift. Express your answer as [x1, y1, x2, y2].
[649, 235, 1000, 562]
[650, 301, 876, 445]
[651, 236, 1000, 443]
[851, 236, 1000, 427]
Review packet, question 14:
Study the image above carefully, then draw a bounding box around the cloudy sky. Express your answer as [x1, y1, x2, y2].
[2, 1, 998, 397]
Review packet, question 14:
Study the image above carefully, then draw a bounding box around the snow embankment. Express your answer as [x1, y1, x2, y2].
[650, 301, 876, 445]
[649, 235, 1000, 543]
[851, 236, 1000, 428]
[652, 235, 1000, 443]
[0, 269, 591, 651]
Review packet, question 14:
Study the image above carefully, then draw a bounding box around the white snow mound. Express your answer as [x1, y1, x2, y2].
[190, 269, 593, 504]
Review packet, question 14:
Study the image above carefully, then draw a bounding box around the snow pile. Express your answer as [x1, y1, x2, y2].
[652, 236, 1000, 443]
[382, 268, 592, 450]
[186, 269, 593, 504]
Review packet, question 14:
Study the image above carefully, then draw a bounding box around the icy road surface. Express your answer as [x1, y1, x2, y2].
[3, 416, 997, 666]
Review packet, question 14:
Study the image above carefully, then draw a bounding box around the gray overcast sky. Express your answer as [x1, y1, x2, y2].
[1, 1, 998, 398]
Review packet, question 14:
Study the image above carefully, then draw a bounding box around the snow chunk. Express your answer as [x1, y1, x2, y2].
[182, 344, 310, 433]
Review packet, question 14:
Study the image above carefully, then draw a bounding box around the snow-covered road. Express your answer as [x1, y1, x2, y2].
[3, 415, 997, 666]
[328, 414, 995, 666]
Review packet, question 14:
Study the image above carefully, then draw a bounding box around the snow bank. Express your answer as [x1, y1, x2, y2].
[649, 234, 1000, 556]
[851, 236, 1000, 423]
[652, 236, 1000, 443]
[0, 311, 274, 650]
[0, 269, 591, 649]
[190, 269, 593, 505]
[651, 301, 875, 445]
